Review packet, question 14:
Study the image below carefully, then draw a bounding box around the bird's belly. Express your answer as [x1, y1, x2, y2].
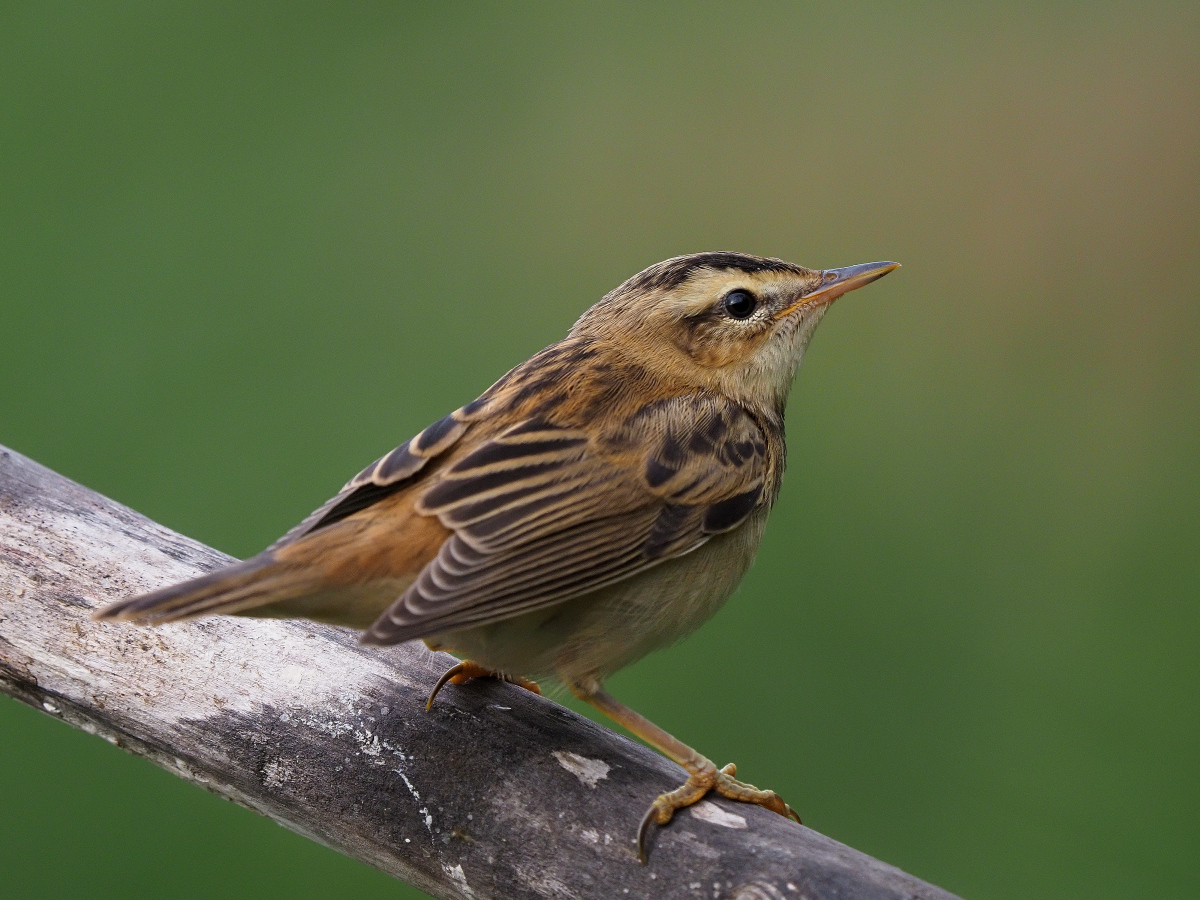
[431, 510, 768, 682]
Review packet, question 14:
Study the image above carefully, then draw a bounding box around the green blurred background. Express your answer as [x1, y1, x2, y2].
[2, 3, 1197, 898]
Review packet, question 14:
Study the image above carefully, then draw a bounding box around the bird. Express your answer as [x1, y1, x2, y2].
[95, 251, 898, 860]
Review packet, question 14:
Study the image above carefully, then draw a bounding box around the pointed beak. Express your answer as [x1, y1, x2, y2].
[776, 260, 899, 319]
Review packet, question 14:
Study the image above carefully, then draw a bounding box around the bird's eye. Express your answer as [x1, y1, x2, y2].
[723, 289, 758, 320]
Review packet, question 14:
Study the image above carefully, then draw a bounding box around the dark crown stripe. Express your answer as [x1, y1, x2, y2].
[623, 252, 806, 294]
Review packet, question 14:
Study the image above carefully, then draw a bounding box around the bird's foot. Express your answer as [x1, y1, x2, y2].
[636, 760, 799, 862]
[425, 660, 541, 711]
[637, 758, 718, 860]
[714, 762, 802, 823]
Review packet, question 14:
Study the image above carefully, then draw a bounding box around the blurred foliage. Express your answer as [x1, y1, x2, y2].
[1, 3, 1197, 898]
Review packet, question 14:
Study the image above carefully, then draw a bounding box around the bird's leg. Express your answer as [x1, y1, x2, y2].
[567, 679, 799, 862]
[425, 660, 541, 711]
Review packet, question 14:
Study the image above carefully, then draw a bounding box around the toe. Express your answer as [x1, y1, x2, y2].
[512, 676, 542, 695]
[714, 769, 802, 823]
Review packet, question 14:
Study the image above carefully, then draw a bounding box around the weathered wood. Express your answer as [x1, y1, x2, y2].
[0, 444, 960, 900]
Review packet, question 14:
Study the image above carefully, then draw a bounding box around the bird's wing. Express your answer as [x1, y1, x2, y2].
[96, 406, 477, 626]
[362, 393, 770, 644]
[266, 406, 477, 551]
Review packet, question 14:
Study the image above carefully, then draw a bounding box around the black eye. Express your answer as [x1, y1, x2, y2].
[723, 289, 758, 320]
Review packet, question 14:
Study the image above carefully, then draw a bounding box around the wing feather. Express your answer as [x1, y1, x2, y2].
[266, 407, 477, 551]
[363, 396, 771, 645]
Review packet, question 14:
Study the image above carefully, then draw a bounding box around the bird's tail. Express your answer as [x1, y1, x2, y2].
[92, 553, 306, 625]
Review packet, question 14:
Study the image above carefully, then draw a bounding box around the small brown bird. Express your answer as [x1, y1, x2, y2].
[96, 252, 897, 859]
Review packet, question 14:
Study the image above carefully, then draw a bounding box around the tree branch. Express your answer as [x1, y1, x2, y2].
[0, 445, 959, 900]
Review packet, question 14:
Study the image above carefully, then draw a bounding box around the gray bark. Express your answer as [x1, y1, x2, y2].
[0, 445, 961, 900]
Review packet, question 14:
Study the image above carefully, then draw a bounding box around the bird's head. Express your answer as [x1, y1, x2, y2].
[572, 252, 899, 414]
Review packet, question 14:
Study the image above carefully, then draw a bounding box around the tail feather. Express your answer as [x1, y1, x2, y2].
[94, 555, 297, 625]
[93, 499, 442, 630]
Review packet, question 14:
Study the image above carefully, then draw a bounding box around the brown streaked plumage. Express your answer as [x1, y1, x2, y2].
[95, 252, 898, 860]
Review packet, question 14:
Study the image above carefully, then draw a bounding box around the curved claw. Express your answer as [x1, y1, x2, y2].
[636, 792, 686, 862]
[635, 766, 716, 863]
[636, 804, 657, 864]
[426, 661, 543, 711]
[425, 662, 469, 711]
[635, 761, 802, 861]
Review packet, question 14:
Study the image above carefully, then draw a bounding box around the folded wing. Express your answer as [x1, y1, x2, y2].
[363, 394, 770, 644]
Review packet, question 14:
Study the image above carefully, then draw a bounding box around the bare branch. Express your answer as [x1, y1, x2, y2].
[0, 445, 960, 900]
